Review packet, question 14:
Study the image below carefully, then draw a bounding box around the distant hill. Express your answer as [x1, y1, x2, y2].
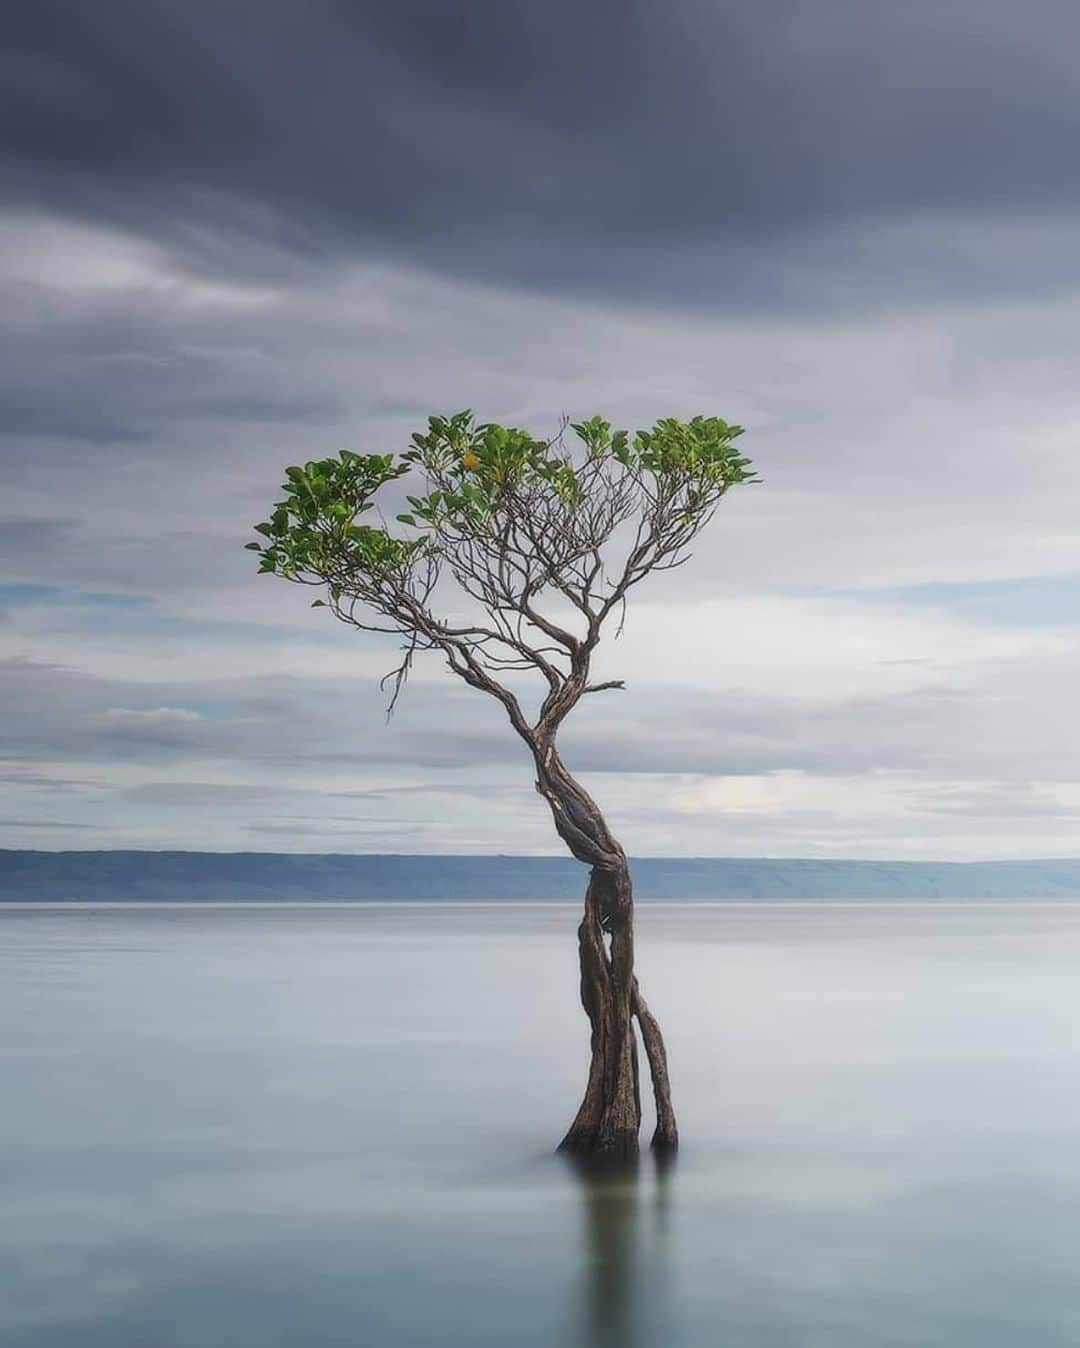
[4, 850, 1080, 901]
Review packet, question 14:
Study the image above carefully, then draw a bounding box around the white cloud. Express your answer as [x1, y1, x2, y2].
[1, 212, 280, 311]
[99, 707, 204, 723]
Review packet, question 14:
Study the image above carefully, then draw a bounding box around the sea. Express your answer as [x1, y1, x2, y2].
[4, 900, 1080, 1346]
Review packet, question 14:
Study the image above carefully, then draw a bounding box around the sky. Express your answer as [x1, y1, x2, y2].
[3, 0, 1080, 858]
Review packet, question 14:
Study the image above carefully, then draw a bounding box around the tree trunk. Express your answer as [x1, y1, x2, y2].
[558, 866, 641, 1161]
[532, 741, 678, 1161]
[557, 864, 679, 1161]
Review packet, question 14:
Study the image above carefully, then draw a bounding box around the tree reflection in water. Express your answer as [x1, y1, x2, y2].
[568, 1153, 675, 1347]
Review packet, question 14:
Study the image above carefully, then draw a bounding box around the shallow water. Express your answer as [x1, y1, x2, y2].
[5, 901, 1080, 1346]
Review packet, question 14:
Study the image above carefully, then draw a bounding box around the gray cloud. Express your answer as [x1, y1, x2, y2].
[0, 765, 109, 794]
[5, 641, 1080, 792]
[0, 818, 103, 830]
[6, 3, 1080, 309]
[0, 292, 339, 450]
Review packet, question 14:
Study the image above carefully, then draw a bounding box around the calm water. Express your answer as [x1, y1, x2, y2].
[5, 902, 1080, 1346]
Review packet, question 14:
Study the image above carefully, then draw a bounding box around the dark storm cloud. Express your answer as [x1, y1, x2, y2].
[6, 1, 1080, 303]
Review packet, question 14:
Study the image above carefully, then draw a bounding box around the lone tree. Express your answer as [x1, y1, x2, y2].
[249, 411, 756, 1161]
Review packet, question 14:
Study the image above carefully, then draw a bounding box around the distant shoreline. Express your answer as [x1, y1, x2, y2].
[5, 851, 1080, 902]
[8, 898, 1080, 909]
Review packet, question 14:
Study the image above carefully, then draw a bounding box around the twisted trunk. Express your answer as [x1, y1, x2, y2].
[533, 741, 678, 1162]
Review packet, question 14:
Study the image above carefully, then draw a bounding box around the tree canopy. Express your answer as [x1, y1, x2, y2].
[248, 411, 757, 736]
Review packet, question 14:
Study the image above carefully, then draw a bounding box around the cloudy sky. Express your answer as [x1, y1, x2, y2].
[3, 1, 1080, 858]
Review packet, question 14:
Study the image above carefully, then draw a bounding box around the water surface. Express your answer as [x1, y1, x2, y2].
[5, 901, 1080, 1346]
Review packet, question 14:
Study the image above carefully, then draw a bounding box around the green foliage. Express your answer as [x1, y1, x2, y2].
[249, 451, 423, 581]
[248, 410, 757, 594]
[632, 416, 756, 483]
[401, 411, 580, 527]
[569, 413, 755, 484]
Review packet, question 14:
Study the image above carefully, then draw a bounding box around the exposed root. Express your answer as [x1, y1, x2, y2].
[632, 981, 678, 1152]
[559, 865, 678, 1161]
